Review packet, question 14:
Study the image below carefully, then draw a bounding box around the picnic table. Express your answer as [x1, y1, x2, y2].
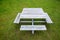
[14, 8, 53, 34]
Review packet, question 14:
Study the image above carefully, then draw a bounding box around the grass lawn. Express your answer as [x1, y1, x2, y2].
[0, 0, 60, 40]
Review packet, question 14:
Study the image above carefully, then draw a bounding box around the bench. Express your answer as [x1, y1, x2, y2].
[20, 25, 47, 34]
[45, 13, 53, 23]
[20, 25, 47, 30]
[14, 13, 21, 24]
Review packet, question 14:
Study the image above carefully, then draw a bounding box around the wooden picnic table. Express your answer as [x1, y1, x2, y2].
[14, 8, 53, 34]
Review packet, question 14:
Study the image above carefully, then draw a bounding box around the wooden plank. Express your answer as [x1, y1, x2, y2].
[22, 8, 45, 14]
[20, 15, 46, 19]
[14, 13, 20, 24]
[45, 13, 53, 23]
[20, 25, 47, 30]
[21, 21, 45, 22]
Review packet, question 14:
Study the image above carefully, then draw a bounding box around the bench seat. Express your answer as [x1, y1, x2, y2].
[20, 25, 47, 30]
[14, 13, 20, 24]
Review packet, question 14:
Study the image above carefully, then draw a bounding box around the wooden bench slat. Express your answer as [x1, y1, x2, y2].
[45, 13, 53, 23]
[14, 13, 20, 24]
[21, 21, 46, 23]
[20, 25, 47, 30]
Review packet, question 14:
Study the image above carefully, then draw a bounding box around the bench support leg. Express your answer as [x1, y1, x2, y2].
[32, 19, 34, 34]
[32, 30, 34, 34]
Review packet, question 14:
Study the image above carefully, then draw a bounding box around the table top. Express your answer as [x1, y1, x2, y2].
[20, 8, 46, 19]
[22, 8, 44, 14]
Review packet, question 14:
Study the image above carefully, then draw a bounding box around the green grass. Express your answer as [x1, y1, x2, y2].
[0, 0, 60, 40]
